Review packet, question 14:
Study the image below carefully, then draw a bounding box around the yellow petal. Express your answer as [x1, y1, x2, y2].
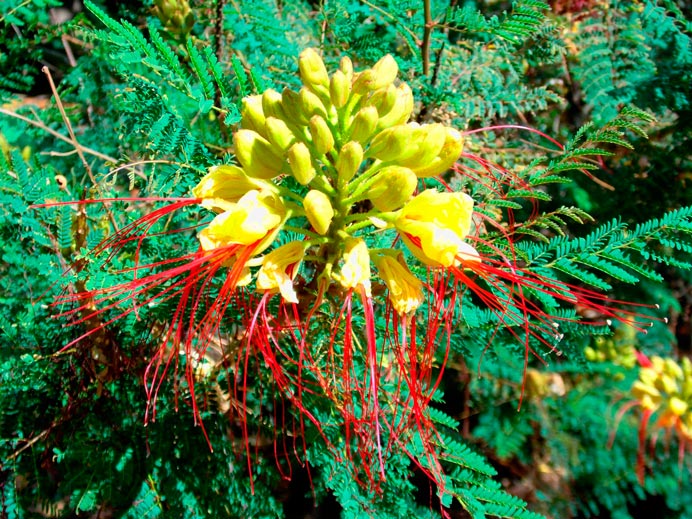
[374, 253, 424, 315]
[256, 241, 306, 303]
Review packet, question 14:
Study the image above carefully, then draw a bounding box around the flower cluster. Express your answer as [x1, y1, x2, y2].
[191, 48, 478, 314]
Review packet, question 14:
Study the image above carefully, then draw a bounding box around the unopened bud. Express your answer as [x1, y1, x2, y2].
[366, 125, 417, 162]
[339, 56, 354, 80]
[377, 83, 413, 129]
[262, 89, 287, 120]
[349, 106, 379, 144]
[668, 396, 688, 416]
[336, 141, 364, 184]
[365, 84, 397, 117]
[299, 87, 328, 120]
[330, 69, 351, 109]
[309, 115, 334, 156]
[303, 189, 334, 235]
[370, 54, 398, 89]
[234, 130, 282, 179]
[299, 48, 330, 90]
[265, 117, 295, 151]
[287, 142, 316, 185]
[240, 95, 266, 134]
[368, 166, 417, 212]
[281, 88, 308, 125]
[398, 123, 447, 170]
[410, 128, 464, 178]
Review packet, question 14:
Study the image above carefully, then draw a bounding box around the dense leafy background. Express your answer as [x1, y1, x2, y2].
[1, 1, 691, 517]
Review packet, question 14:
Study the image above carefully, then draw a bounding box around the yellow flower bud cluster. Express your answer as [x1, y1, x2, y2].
[191, 48, 476, 314]
[631, 355, 692, 439]
[583, 335, 637, 369]
[153, 0, 194, 35]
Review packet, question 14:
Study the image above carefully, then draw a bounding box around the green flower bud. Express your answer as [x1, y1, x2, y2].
[287, 142, 316, 185]
[368, 166, 417, 211]
[377, 83, 413, 129]
[411, 128, 464, 178]
[348, 106, 379, 144]
[299, 48, 330, 90]
[330, 69, 351, 109]
[397, 123, 447, 170]
[339, 56, 354, 80]
[240, 95, 266, 135]
[299, 87, 328, 120]
[366, 125, 417, 162]
[234, 130, 283, 179]
[336, 141, 364, 185]
[303, 189, 334, 235]
[265, 117, 295, 152]
[281, 88, 309, 125]
[370, 55, 399, 89]
[309, 115, 334, 156]
[365, 84, 397, 117]
[262, 89, 287, 120]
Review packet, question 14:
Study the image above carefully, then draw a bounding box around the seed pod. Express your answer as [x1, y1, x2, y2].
[265, 117, 295, 152]
[309, 115, 334, 156]
[299, 48, 330, 90]
[368, 166, 417, 212]
[377, 83, 414, 129]
[365, 125, 417, 162]
[303, 189, 334, 235]
[240, 95, 266, 134]
[349, 106, 379, 144]
[287, 142, 316, 185]
[234, 130, 283, 179]
[410, 128, 464, 178]
[330, 69, 351, 109]
[336, 141, 364, 185]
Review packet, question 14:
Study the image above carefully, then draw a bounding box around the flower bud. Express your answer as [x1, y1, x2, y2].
[368, 166, 417, 212]
[330, 69, 351, 109]
[377, 83, 413, 129]
[303, 189, 334, 235]
[339, 56, 354, 80]
[398, 123, 447, 170]
[240, 95, 266, 134]
[336, 141, 364, 184]
[233, 130, 283, 179]
[410, 128, 464, 178]
[365, 84, 397, 117]
[365, 125, 417, 162]
[309, 115, 334, 156]
[352, 69, 377, 95]
[668, 396, 689, 416]
[299, 48, 330, 90]
[299, 87, 328, 120]
[262, 89, 288, 121]
[281, 88, 309, 125]
[265, 116, 295, 152]
[664, 358, 684, 379]
[348, 106, 379, 144]
[370, 54, 398, 89]
[287, 142, 316, 185]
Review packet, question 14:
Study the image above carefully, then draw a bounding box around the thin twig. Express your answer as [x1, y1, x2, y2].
[42, 66, 119, 231]
[0, 108, 118, 163]
[422, 0, 433, 76]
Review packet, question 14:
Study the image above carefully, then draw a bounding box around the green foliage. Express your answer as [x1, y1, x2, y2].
[1, 1, 692, 518]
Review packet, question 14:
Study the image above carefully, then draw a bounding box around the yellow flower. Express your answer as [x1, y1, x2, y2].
[192, 165, 265, 212]
[373, 253, 424, 315]
[394, 190, 478, 268]
[198, 190, 285, 252]
[338, 238, 371, 296]
[256, 241, 306, 303]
